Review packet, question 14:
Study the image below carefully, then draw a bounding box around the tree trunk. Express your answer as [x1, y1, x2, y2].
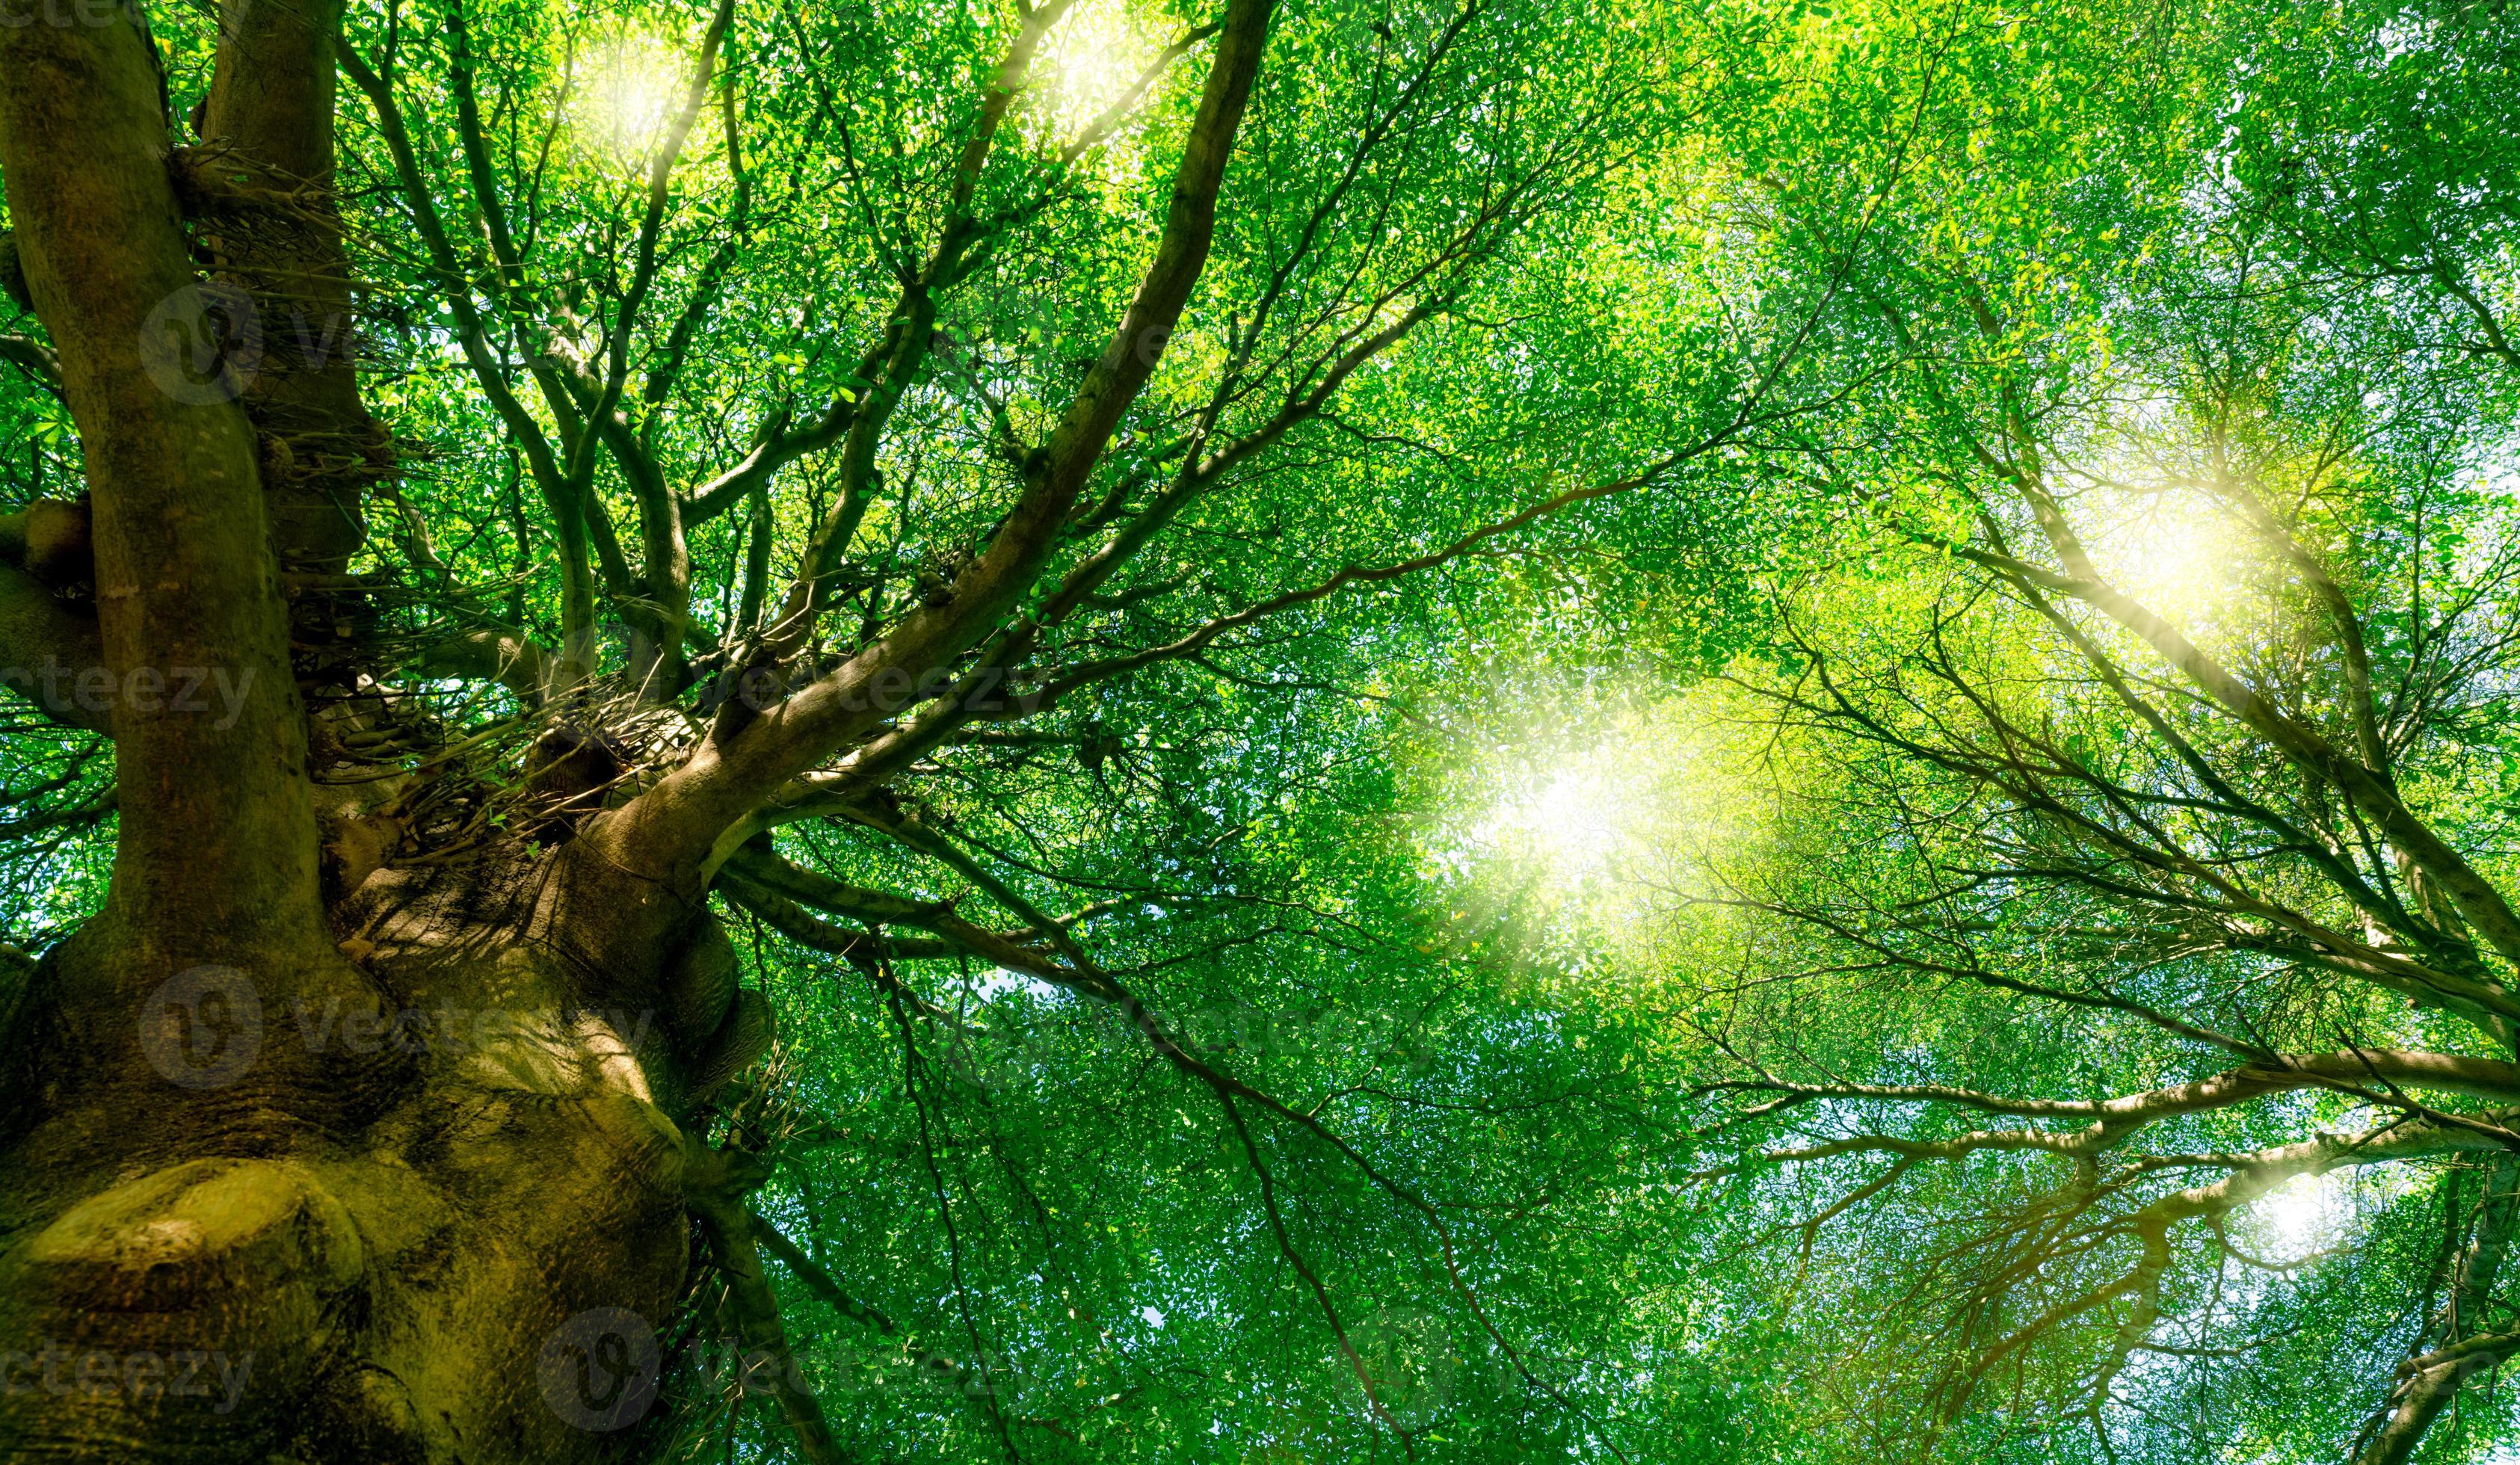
[0, 848, 759, 1462]
[0, 0, 1270, 1452]
[0, 9, 765, 1461]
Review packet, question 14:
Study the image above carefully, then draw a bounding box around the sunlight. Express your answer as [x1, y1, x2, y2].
[31, 2, 2520, 1459]
[1480, 750, 1642, 886]
[1041, 0, 1159, 140]
[1417, 686, 1781, 999]
[2249, 1165, 2420, 1262]
[2255, 1173, 2342, 1255]
[2084, 487, 2250, 623]
[578, 35, 685, 158]
[1435, 687, 1759, 920]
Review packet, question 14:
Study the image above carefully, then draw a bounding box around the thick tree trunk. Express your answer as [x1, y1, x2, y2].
[0, 0, 1273, 1451]
[0, 10, 765, 1461]
[0, 843, 765, 1463]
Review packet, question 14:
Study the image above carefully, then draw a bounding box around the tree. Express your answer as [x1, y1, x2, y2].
[10, 0, 2517, 1461]
[1651, 2, 2520, 1459]
[0, 0, 1858, 1458]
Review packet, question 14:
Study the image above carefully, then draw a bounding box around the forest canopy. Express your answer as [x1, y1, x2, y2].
[2, 0, 2519, 1461]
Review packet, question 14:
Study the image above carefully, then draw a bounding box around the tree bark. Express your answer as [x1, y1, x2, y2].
[0, 10, 757, 1464]
[0, 0, 1309, 1450]
[0, 0, 1276, 1452]
[2359, 1155, 2520, 1465]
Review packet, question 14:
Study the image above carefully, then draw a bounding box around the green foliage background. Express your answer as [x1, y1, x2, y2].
[8, 0, 2520, 1459]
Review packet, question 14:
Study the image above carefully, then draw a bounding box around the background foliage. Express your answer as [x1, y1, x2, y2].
[7, 0, 2520, 1458]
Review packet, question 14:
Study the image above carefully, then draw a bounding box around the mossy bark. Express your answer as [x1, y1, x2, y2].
[0, 11, 765, 1460]
[0, 845, 762, 1462]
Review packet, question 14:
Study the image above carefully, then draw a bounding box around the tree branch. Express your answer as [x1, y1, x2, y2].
[2, 7, 329, 948]
[592, 0, 1282, 886]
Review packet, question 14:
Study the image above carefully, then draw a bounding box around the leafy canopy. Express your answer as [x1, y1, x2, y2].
[6, 0, 2520, 1460]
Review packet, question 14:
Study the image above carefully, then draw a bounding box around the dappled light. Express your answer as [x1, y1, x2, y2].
[576, 33, 686, 159]
[2, 0, 2518, 1461]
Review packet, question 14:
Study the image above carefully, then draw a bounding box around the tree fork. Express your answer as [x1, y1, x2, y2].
[0, 11, 776, 1464]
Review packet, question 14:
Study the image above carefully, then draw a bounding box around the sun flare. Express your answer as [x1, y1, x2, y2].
[2083, 488, 2252, 624]
[1039, 0, 1162, 141]
[578, 36, 686, 158]
[1437, 689, 1762, 917]
[1479, 751, 1644, 886]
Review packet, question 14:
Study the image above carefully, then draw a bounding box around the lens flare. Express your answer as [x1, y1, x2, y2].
[2088, 489, 2249, 618]
[579, 36, 685, 158]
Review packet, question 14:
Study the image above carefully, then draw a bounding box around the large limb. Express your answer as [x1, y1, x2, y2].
[0, 329, 59, 386]
[1722, 1067, 2513, 1430]
[717, 850, 1082, 990]
[2362, 1331, 2519, 1465]
[1775, 591, 2520, 1037]
[742, 829, 1630, 1450]
[764, 426, 1772, 844]
[0, 7, 327, 952]
[1708, 1053, 2520, 1168]
[591, 0, 1282, 886]
[752, 1215, 996, 1403]
[686, 1183, 851, 1465]
[407, 627, 551, 704]
[1887, 295, 2520, 980]
[2356, 1153, 2520, 1465]
[1965, 1125, 2507, 1415]
[680, 0, 1450, 536]
[745, 0, 1085, 667]
[554, 0, 736, 687]
[0, 547, 104, 732]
